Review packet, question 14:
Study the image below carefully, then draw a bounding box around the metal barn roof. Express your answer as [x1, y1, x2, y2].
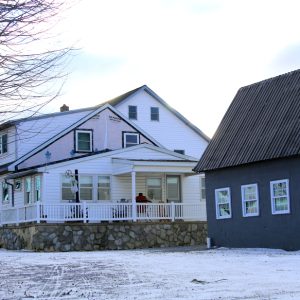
[194, 69, 300, 172]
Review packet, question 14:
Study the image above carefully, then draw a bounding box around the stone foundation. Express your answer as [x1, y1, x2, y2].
[0, 221, 207, 251]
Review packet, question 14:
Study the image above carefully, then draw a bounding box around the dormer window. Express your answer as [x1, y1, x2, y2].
[151, 107, 159, 121]
[75, 130, 93, 152]
[0, 133, 8, 155]
[123, 132, 139, 148]
[128, 105, 137, 120]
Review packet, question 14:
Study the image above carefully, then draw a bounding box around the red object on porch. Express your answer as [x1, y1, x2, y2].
[136, 193, 151, 214]
[136, 193, 151, 203]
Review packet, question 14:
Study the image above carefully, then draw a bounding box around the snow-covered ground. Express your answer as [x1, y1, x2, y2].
[1, 247, 300, 300]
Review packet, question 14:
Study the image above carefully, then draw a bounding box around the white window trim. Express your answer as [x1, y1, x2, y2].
[270, 179, 290, 215]
[199, 175, 206, 202]
[123, 132, 140, 148]
[34, 175, 42, 202]
[75, 130, 92, 152]
[146, 177, 163, 201]
[215, 187, 232, 219]
[24, 177, 32, 206]
[97, 175, 111, 201]
[241, 183, 259, 217]
[60, 174, 111, 202]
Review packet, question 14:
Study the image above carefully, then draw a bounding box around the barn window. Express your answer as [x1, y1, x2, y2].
[215, 187, 231, 219]
[270, 179, 290, 214]
[241, 184, 259, 217]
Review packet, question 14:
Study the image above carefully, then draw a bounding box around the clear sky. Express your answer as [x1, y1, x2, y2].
[49, 0, 300, 137]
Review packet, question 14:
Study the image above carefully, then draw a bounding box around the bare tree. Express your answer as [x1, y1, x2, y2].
[0, 0, 74, 124]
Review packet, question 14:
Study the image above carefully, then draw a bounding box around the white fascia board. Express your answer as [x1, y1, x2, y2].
[8, 103, 163, 171]
[113, 165, 196, 175]
[36, 144, 196, 173]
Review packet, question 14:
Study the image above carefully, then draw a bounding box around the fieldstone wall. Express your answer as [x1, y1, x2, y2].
[0, 221, 207, 251]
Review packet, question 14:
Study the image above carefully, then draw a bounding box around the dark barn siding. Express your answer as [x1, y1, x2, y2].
[206, 157, 300, 250]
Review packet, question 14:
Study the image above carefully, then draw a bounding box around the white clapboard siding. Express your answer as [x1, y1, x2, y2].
[16, 110, 92, 158]
[181, 174, 207, 219]
[115, 89, 208, 158]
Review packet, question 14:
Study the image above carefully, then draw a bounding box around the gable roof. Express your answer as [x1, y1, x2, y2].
[0, 85, 210, 143]
[105, 85, 210, 142]
[194, 69, 300, 172]
[8, 104, 163, 171]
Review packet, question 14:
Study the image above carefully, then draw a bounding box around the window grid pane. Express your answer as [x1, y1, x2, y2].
[215, 188, 231, 219]
[151, 107, 159, 121]
[98, 176, 110, 200]
[147, 178, 162, 201]
[128, 106, 137, 119]
[80, 176, 93, 200]
[124, 133, 139, 148]
[242, 184, 259, 217]
[271, 180, 289, 214]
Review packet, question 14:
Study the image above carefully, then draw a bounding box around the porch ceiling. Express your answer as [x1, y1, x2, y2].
[112, 158, 197, 175]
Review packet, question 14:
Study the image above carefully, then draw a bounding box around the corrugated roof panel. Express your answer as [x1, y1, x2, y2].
[194, 69, 300, 172]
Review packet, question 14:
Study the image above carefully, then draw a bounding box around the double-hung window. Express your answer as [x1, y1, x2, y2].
[0, 133, 8, 155]
[98, 176, 110, 200]
[79, 175, 93, 201]
[24, 177, 32, 205]
[128, 105, 137, 120]
[75, 130, 92, 152]
[2, 182, 9, 204]
[215, 187, 231, 219]
[146, 178, 162, 201]
[123, 132, 139, 148]
[200, 176, 206, 201]
[150, 107, 159, 121]
[241, 184, 259, 217]
[34, 176, 41, 202]
[270, 179, 290, 214]
[61, 175, 76, 201]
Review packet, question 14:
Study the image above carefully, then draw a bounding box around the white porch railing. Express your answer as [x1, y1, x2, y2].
[0, 202, 204, 225]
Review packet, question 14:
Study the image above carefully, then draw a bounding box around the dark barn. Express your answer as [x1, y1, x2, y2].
[194, 69, 300, 250]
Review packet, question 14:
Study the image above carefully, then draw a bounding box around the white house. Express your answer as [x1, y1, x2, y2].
[0, 85, 209, 224]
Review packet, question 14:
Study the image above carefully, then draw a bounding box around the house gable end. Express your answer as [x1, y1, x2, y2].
[16, 107, 156, 171]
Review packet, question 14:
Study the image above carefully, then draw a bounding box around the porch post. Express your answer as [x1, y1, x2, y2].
[36, 202, 40, 224]
[131, 171, 137, 222]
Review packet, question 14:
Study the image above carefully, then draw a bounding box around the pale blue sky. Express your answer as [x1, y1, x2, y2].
[49, 0, 300, 137]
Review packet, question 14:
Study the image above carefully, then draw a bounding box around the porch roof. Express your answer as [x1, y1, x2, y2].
[112, 158, 197, 175]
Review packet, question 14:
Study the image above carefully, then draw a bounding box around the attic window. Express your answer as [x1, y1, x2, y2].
[0, 133, 8, 155]
[128, 106, 137, 120]
[75, 130, 92, 152]
[123, 132, 139, 148]
[151, 107, 159, 121]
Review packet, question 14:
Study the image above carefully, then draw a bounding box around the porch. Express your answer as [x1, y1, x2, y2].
[0, 202, 203, 225]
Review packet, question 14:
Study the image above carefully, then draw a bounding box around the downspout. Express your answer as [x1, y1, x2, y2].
[5, 179, 14, 207]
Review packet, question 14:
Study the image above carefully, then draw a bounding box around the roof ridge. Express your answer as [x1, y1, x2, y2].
[239, 68, 300, 91]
